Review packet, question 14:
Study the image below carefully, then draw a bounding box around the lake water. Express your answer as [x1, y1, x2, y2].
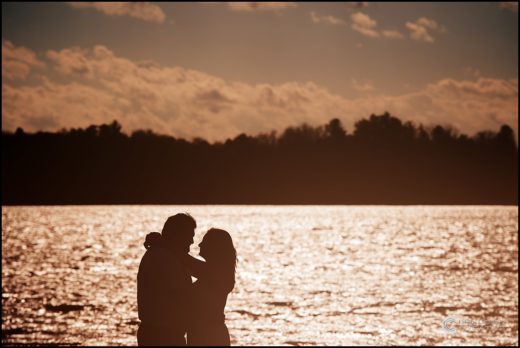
[1, 205, 518, 345]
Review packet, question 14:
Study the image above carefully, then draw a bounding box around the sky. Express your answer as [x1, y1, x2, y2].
[2, 2, 518, 141]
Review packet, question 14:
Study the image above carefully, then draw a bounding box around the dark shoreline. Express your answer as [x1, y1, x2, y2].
[3, 114, 518, 206]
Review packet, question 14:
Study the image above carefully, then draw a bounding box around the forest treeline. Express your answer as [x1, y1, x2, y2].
[2, 112, 518, 204]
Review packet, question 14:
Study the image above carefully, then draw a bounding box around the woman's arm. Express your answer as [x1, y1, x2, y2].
[185, 254, 206, 279]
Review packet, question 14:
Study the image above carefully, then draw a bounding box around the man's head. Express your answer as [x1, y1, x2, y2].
[161, 213, 196, 254]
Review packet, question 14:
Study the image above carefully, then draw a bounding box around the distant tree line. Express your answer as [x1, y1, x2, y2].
[2, 112, 518, 204]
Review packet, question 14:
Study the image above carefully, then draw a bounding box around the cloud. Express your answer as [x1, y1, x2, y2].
[46, 47, 94, 78]
[194, 89, 235, 114]
[406, 21, 434, 43]
[2, 42, 518, 142]
[227, 2, 297, 12]
[350, 12, 379, 38]
[346, 2, 369, 9]
[351, 79, 375, 93]
[67, 2, 166, 23]
[403, 78, 518, 135]
[405, 17, 446, 43]
[349, 14, 441, 42]
[2, 40, 45, 80]
[310, 12, 346, 25]
[382, 30, 404, 39]
[500, 2, 518, 12]
[417, 17, 447, 32]
[431, 78, 517, 100]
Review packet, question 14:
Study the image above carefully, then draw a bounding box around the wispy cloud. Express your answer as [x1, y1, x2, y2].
[405, 17, 446, 43]
[227, 2, 297, 12]
[67, 2, 166, 24]
[500, 2, 518, 12]
[417, 17, 447, 32]
[382, 30, 404, 39]
[349, 13, 442, 43]
[350, 12, 379, 38]
[463, 66, 482, 79]
[310, 12, 346, 25]
[3, 42, 517, 142]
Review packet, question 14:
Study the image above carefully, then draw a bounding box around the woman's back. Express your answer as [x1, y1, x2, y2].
[188, 275, 232, 345]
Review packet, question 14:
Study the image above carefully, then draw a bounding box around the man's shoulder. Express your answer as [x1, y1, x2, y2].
[139, 247, 170, 270]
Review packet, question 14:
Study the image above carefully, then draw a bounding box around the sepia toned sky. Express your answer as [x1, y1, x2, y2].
[2, 2, 518, 141]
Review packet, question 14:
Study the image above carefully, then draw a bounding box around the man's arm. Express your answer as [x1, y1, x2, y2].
[185, 254, 206, 279]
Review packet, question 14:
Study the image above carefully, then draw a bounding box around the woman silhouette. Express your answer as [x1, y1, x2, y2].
[186, 228, 237, 346]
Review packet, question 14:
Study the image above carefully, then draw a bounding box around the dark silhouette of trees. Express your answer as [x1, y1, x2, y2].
[2, 112, 517, 205]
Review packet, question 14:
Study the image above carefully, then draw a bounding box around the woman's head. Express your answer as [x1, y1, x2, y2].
[144, 232, 162, 249]
[199, 228, 237, 290]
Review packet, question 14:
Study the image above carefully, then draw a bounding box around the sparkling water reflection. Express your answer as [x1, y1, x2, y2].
[2, 206, 518, 345]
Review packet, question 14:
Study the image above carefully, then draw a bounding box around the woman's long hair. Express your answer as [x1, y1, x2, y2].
[202, 228, 237, 292]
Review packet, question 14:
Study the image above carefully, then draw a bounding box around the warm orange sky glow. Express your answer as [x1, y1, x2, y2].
[2, 2, 518, 141]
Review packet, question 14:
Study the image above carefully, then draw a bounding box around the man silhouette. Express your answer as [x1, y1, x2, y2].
[137, 213, 196, 346]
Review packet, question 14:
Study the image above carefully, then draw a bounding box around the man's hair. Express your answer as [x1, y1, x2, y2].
[161, 213, 196, 239]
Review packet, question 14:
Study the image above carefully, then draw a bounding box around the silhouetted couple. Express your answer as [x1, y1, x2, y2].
[137, 213, 237, 346]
